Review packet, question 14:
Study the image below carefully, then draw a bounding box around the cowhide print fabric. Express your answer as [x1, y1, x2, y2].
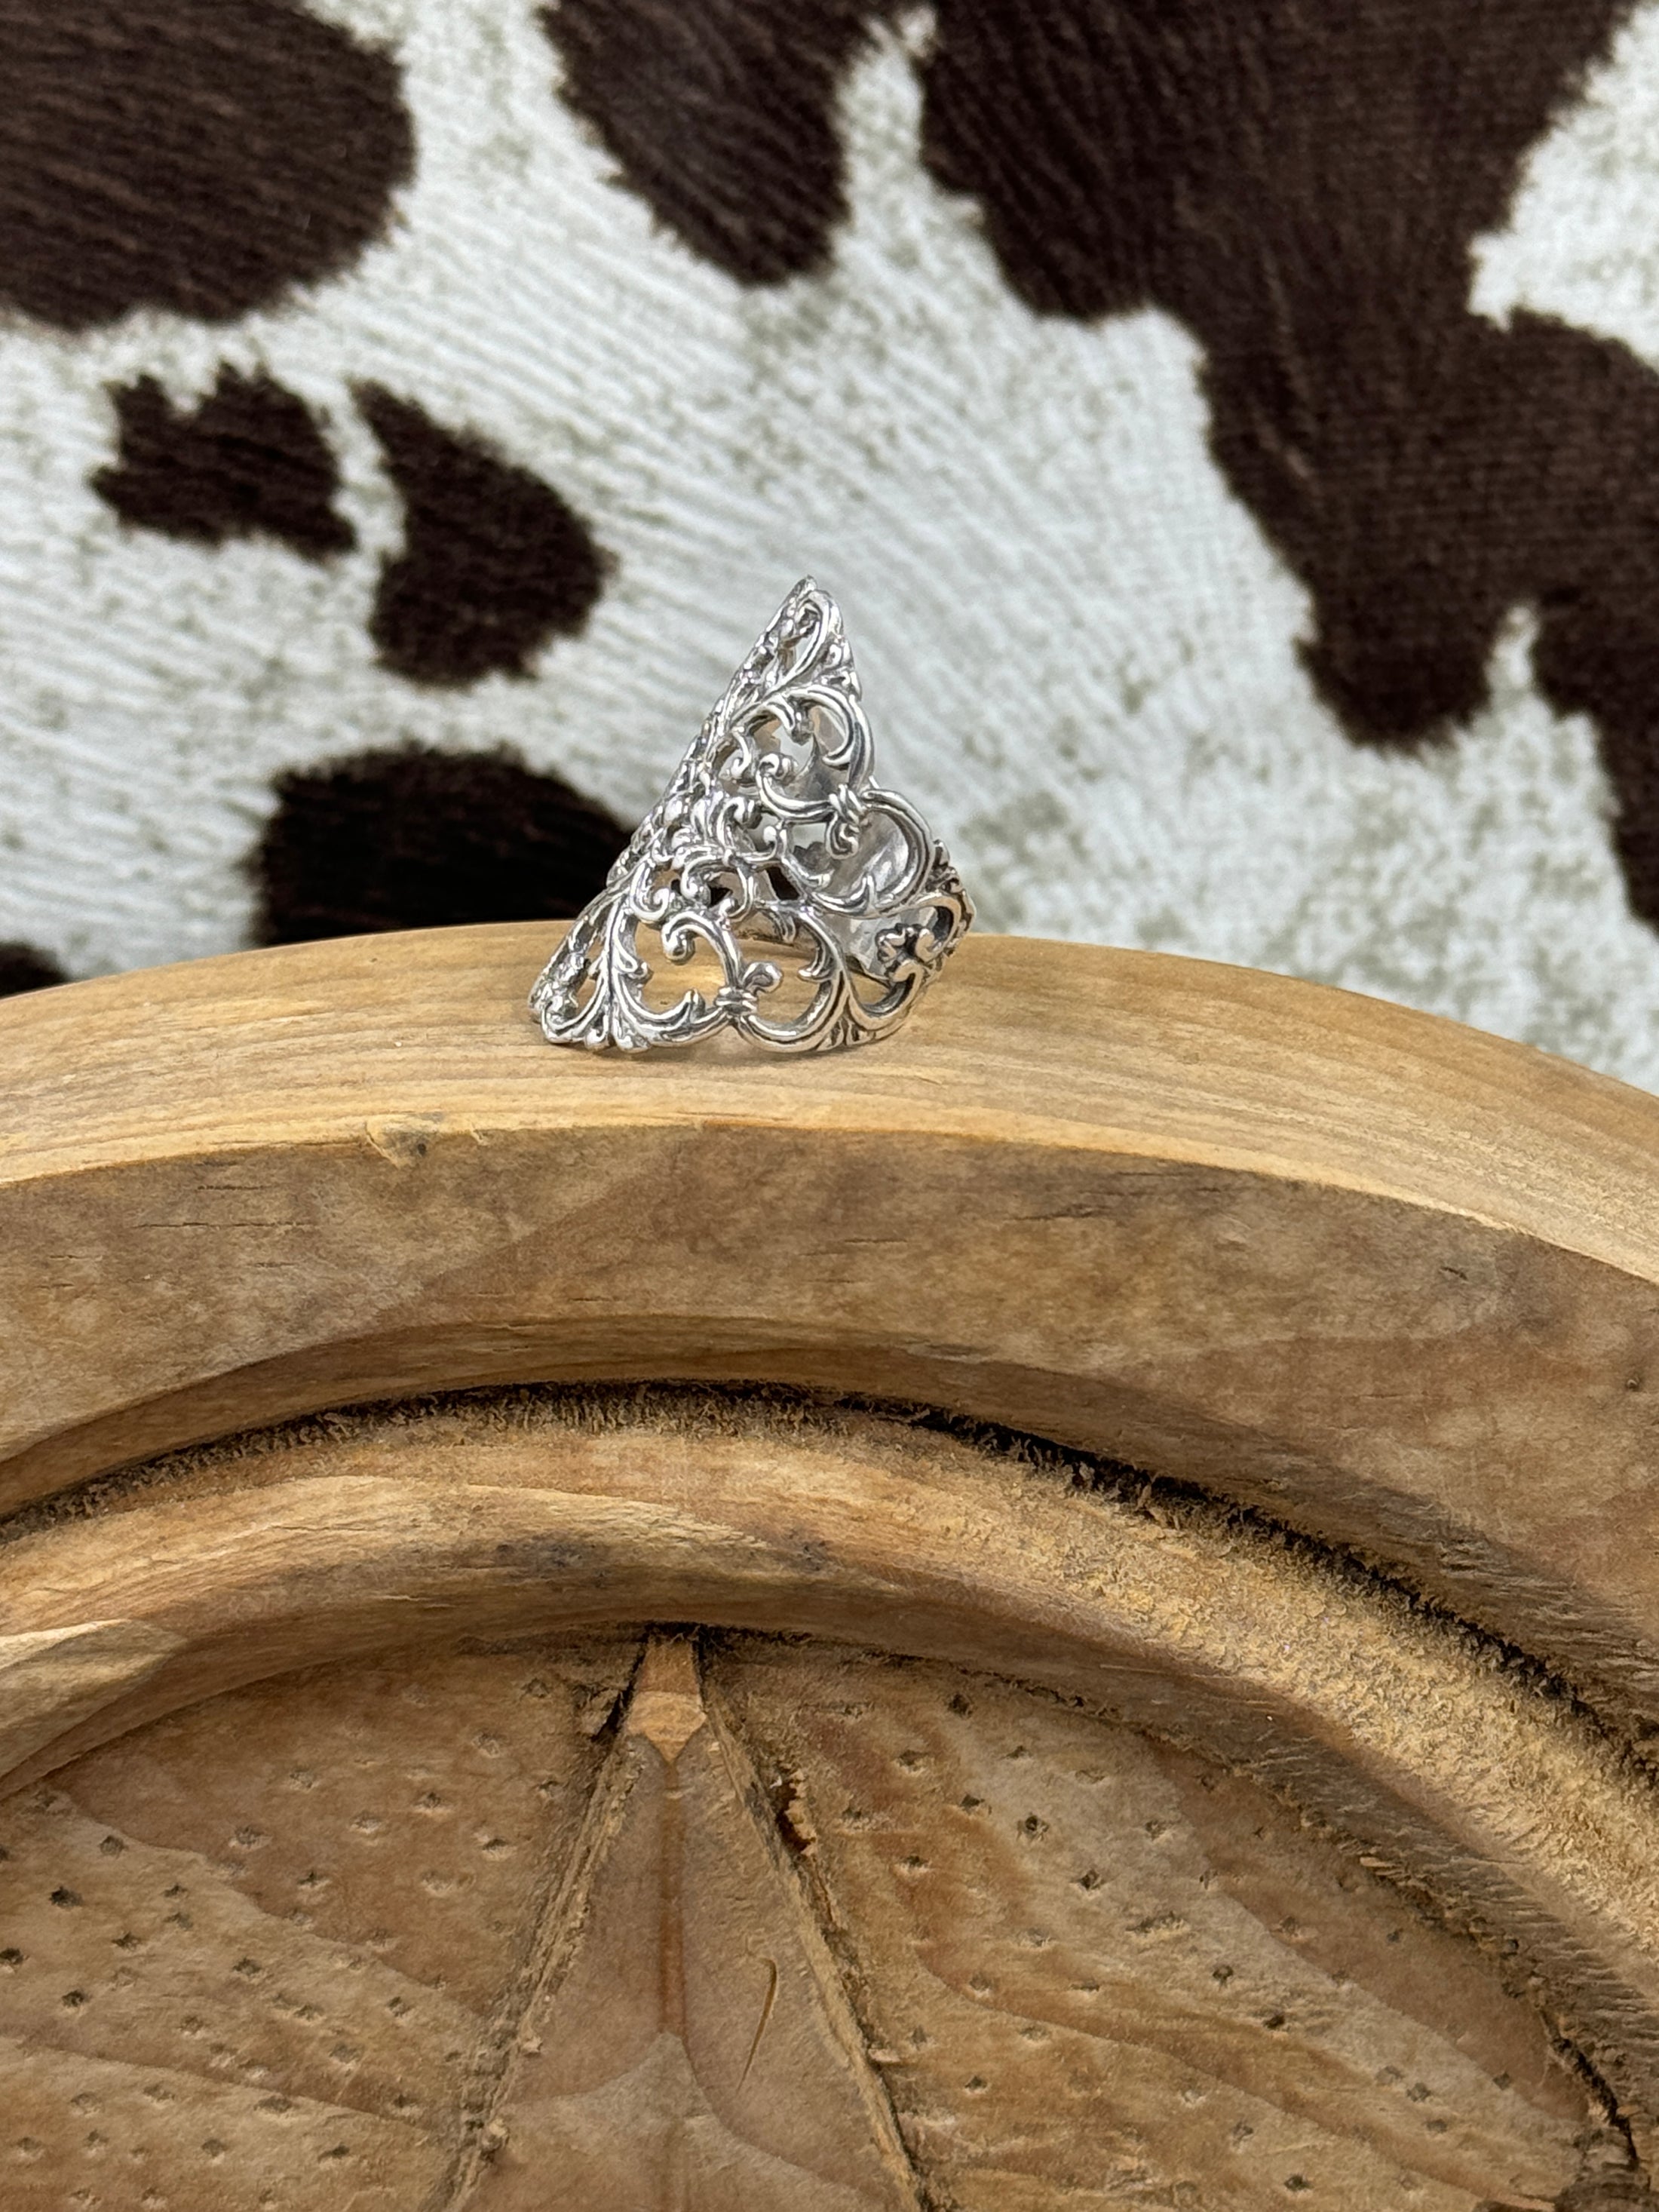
[6, 2, 1659, 1088]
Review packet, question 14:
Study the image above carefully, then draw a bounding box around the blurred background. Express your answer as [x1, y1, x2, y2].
[5, 0, 1659, 1083]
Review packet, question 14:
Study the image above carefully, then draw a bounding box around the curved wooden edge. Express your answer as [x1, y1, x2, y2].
[8, 925, 1659, 1266]
[5, 1395, 1659, 2152]
[5, 925, 1659, 1742]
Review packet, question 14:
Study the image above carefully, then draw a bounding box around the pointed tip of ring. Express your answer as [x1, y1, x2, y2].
[773, 574, 832, 629]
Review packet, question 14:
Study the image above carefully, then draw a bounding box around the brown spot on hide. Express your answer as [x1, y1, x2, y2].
[94, 369, 354, 560]
[0, 945, 67, 997]
[542, 0, 890, 282]
[0, 0, 412, 332]
[357, 386, 609, 687]
[252, 743, 627, 944]
[547, 0, 1659, 931]
[915, 0, 1659, 922]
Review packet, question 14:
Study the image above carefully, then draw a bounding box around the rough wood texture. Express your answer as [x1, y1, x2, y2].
[716, 1638, 1596, 2210]
[456, 1633, 921, 2210]
[0, 1617, 1615, 2210]
[8, 928, 1659, 2203]
[2, 1389, 1657, 2187]
[0, 1633, 640, 2208]
[5, 925, 1659, 1746]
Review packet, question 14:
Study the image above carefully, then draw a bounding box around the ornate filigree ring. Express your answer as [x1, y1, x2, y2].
[530, 579, 973, 1053]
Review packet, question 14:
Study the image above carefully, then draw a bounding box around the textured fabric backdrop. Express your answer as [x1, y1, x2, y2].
[5, 1, 1659, 1083]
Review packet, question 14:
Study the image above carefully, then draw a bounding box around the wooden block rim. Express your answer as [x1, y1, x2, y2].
[5, 925, 1659, 1272]
[5, 1393, 1659, 2153]
[5, 925, 1659, 1744]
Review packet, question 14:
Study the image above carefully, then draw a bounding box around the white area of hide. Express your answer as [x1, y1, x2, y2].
[0, 6, 1657, 1085]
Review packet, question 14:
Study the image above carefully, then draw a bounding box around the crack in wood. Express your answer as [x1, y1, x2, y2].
[441, 1632, 924, 2211]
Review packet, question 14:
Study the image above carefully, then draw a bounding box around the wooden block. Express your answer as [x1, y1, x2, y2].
[0, 1391, 1654, 2198]
[4, 925, 1659, 1744]
[0, 1603, 1618, 2210]
[3, 927, 1659, 2201]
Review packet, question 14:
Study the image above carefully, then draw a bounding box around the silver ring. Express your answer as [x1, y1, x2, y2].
[530, 578, 972, 1054]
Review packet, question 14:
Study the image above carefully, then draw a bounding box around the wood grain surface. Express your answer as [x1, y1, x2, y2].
[718, 1637, 1599, 2211]
[4, 1388, 1658, 2182]
[0, 1633, 641, 2209]
[455, 1632, 921, 2210]
[0, 1615, 1619, 2210]
[9, 926, 1659, 2203]
[5, 925, 1659, 1747]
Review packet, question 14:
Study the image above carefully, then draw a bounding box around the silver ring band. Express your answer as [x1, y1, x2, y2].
[530, 578, 972, 1054]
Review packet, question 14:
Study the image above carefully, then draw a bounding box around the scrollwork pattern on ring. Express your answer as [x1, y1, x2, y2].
[530, 578, 972, 1053]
